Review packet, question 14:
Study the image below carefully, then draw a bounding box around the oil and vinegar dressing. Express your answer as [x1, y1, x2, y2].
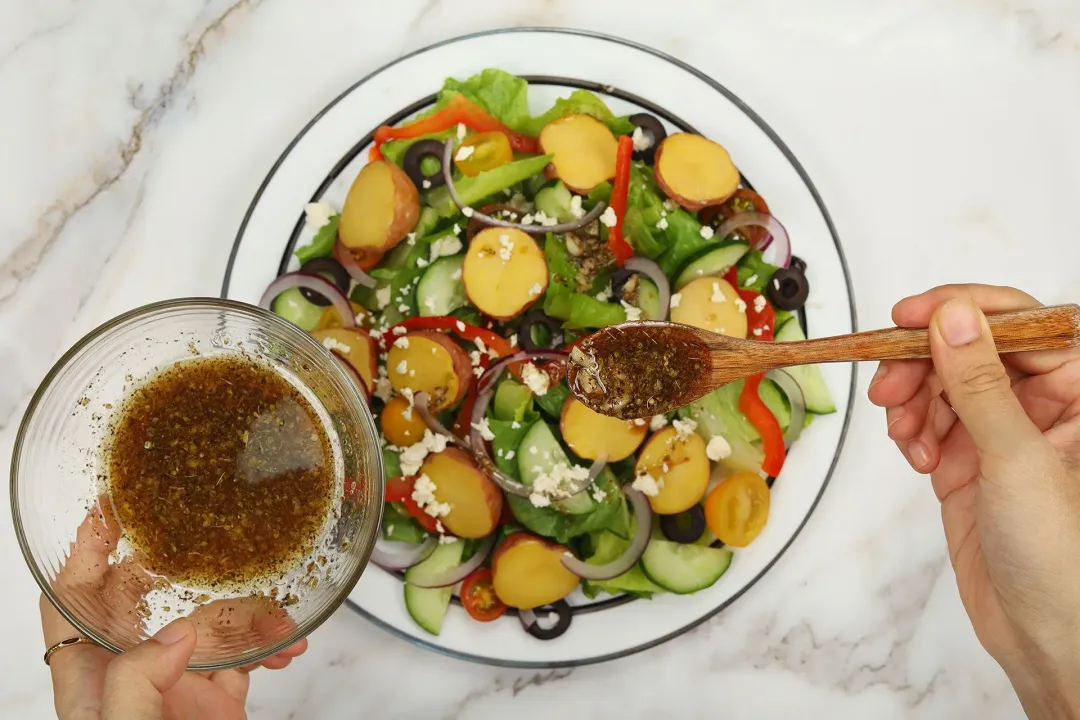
[107, 356, 335, 588]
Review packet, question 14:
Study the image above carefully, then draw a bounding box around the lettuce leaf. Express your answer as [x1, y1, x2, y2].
[519, 89, 635, 137]
[294, 215, 340, 263]
[382, 503, 427, 544]
[437, 69, 531, 131]
[507, 469, 629, 544]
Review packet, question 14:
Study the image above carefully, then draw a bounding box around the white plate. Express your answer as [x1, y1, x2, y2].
[222, 28, 855, 668]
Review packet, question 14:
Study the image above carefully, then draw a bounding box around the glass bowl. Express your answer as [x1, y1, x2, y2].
[10, 298, 383, 670]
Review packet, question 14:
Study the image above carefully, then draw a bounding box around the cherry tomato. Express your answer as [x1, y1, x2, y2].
[381, 396, 428, 447]
[703, 472, 771, 547]
[317, 301, 368, 330]
[454, 131, 513, 177]
[460, 568, 507, 622]
[700, 189, 770, 246]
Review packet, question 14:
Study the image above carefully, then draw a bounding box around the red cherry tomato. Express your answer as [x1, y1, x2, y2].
[460, 567, 507, 622]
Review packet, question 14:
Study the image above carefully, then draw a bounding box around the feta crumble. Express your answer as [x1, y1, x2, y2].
[462, 207, 474, 218]
[650, 414, 669, 431]
[456, 123, 466, 141]
[734, 297, 747, 313]
[396, 360, 408, 375]
[392, 326, 408, 336]
[753, 294, 767, 313]
[455, 144, 475, 161]
[393, 337, 409, 349]
[521, 363, 550, 396]
[304, 201, 335, 230]
[656, 217, 669, 231]
[321, 336, 351, 354]
[529, 282, 543, 297]
[595, 283, 613, 303]
[706, 435, 733, 461]
[711, 282, 726, 303]
[669, 292, 682, 309]
[632, 471, 661, 497]
[744, 274, 759, 288]
[699, 225, 714, 239]
[621, 301, 642, 322]
[422, 179, 431, 189]
[430, 235, 463, 261]
[569, 194, 584, 219]
[599, 206, 618, 228]
[375, 286, 391, 310]
[471, 417, 496, 441]
[672, 417, 698, 440]
[631, 125, 653, 152]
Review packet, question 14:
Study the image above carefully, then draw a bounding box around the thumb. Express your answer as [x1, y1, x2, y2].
[101, 618, 196, 720]
[929, 298, 1042, 456]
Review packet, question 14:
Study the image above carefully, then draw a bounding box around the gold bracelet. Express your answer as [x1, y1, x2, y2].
[44, 637, 99, 666]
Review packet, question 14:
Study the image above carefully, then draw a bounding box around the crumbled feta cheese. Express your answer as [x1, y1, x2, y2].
[396, 360, 408, 375]
[706, 435, 733, 461]
[699, 225, 715, 240]
[430, 235, 463, 261]
[473, 367, 483, 378]
[473, 337, 487, 354]
[669, 292, 682, 309]
[496, 448, 504, 458]
[509, 334, 518, 347]
[656, 217, 669, 231]
[321, 336, 351, 354]
[711, 282, 726, 303]
[471, 417, 495, 441]
[595, 282, 612, 303]
[569, 194, 584, 219]
[599, 206, 618, 228]
[398, 303, 410, 314]
[532, 210, 549, 225]
[455, 144, 475, 161]
[662, 462, 669, 473]
[529, 492, 552, 508]
[469, 350, 482, 367]
[773, 277, 781, 291]
[411, 474, 437, 506]
[304, 201, 335, 230]
[744, 274, 759, 288]
[752, 328, 763, 337]
[402, 404, 414, 421]
[663, 199, 676, 211]
[591, 486, 608, 503]
[521, 363, 550, 396]
[633, 418, 647, 426]
[386, 524, 395, 536]
[422, 179, 431, 189]
[541, 214, 558, 227]
[734, 297, 747, 313]
[456, 123, 466, 141]
[529, 282, 543, 297]
[452, 223, 462, 236]
[506, 450, 515, 460]
[406, 233, 417, 245]
[632, 471, 661, 497]
[438, 533, 457, 545]
[753, 294, 767, 313]
[393, 337, 409, 350]
[631, 125, 653, 152]
[424, 500, 452, 518]
[621, 301, 642, 322]
[435, 520, 445, 533]
[462, 207, 474, 218]
[375, 286, 391, 310]
[520, 213, 535, 225]
[416, 257, 429, 268]
[392, 326, 408, 336]
[650, 414, 668, 431]
[373, 377, 392, 401]
[511, 421, 521, 430]
[672, 417, 698, 440]
[455, 320, 466, 333]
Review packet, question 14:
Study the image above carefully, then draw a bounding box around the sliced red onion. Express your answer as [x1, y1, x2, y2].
[407, 534, 496, 588]
[333, 237, 377, 288]
[260, 271, 356, 329]
[414, 391, 469, 449]
[441, 140, 607, 235]
[518, 609, 538, 628]
[623, 257, 671, 321]
[561, 487, 651, 581]
[716, 211, 791, 269]
[331, 350, 370, 397]
[766, 369, 807, 447]
[370, 537, 436, 571]
[477, 350, 568, 396]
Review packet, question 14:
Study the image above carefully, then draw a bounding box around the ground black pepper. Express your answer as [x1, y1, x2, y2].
[107, 356, 334, 588]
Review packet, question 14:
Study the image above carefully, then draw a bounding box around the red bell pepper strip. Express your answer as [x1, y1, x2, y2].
[724, 267, 775, 341]
[740, 372, 786, 476]
[385, 476, 440, 532]
[370, 94, 540, 161]
[606, 135, 635, 265]
[387, 316, 514, 358]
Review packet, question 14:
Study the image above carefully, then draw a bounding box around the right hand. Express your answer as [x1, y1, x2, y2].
[868, 285, 1080, 718]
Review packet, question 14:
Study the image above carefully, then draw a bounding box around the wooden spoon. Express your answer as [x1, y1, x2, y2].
[566, 304, 1080, 420]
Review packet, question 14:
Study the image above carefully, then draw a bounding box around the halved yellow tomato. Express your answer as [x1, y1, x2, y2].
[703, 472, 770, 547]
[454, 131, 513, 177]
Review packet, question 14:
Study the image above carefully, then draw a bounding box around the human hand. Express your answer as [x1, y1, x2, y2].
[41, 504, 308, 720]
[868, 284, 1080, 718]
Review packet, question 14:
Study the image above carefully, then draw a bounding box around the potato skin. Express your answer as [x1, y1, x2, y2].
[338, 160, 420, 252]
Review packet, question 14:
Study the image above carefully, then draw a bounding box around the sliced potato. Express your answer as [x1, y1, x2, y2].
[462, 228, 548, 319]
[560, 397, 646, 461]
[386, 331, 470, 411]
[538, 114, 618, 193]
[654, 133, 740, 210]
[670, 276, 747, 338]
[492, 533, 579, 609]
[338, 160, 420, 253]
[309, 327, 378, 392]
[636, 427, 710, 514]
[421, 447, 503, 539]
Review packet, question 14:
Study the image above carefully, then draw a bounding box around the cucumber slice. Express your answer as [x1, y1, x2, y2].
[403, 540, 464, 635]
[271, 287, 324, 331]
[635, 278, 664, 321]
[774, 318, 837, 414]
[416, 254, 466, 317]
[757, 378, 792, 431]
[533, 181, 574, 222]
[517, 421, 594, 515]
[640, 538, 733, 594]
[674, 240, 750, 290]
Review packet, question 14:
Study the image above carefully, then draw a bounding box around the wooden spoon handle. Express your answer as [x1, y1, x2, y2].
[773, 304, 1080, 365]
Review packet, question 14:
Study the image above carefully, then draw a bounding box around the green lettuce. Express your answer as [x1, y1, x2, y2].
[294, 215, 340, 263]
[382, 503, 427, 544]
[426, 154, 553, 216]
[507, 469, 630, 544]
[581, 529, 663, 599]
[736, 248, 779, 295]
[436, 69, 531, 131]
[519, 89, 636, 136]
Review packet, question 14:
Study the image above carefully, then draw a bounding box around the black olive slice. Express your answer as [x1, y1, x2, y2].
[298, 257, 350, 306]
[628, 113, 667, 165]
[766, 267, 810, 311]
[402, 139, 447, 190]
[659, 505, 706, 544]
[517, 309, 564, 351]
[519, 600, 572, 640]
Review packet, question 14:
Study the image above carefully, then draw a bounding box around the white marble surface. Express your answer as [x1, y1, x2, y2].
[2, 0, 1079, 717]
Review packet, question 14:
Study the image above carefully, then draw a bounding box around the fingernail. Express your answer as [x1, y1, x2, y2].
[938, 299, 982, 348]
[908, 440, 930, 469]
[154, 618, 192, 646]
[886, 405, 905, 429]
[870, 363, 889, 388]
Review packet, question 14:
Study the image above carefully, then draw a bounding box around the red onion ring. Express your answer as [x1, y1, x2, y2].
[414, 391, 469, 449]
[333, 237, 377, 288]
[561, 487, 652, 580]
[441, 140, 608, 235]
[623, 257, 671, 321]
[260, 271, 356, 329]
[370, 537, 437, 571]
[766, 369, 807, 447]
[477, 350, 568, 396]
[716, 212, 791, 269]
[407, 534, 496, 588]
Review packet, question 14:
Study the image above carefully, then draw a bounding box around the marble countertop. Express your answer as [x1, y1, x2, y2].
[3, 1, 1079, 717]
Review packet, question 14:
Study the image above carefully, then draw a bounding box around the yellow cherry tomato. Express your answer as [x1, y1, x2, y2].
[454, 131, 513, 177]
[703, 472, 770, 547]
[317, 301, 368, 330]
[380, 395, 428, 447]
